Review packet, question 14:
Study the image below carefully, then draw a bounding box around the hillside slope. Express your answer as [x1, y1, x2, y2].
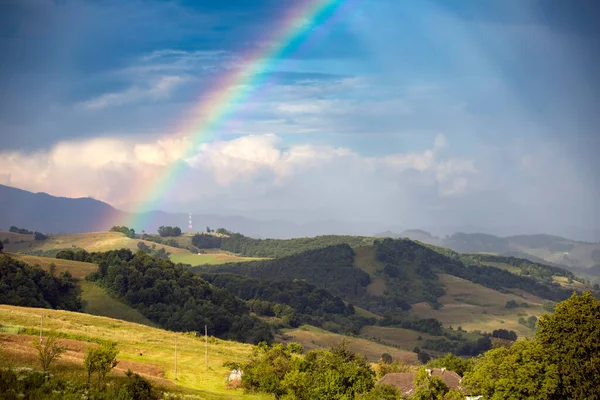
[0, 305, 268, 399]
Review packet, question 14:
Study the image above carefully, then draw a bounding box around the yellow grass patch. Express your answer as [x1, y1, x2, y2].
[410, 274, 546, 337]
[353, 246, 383, 276]
[10, 253, 97, 279]
[170, 252, 260, 266]
[278, 325, 417, 364]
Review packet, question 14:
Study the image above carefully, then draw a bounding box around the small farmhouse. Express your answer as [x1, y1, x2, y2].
[378, 368, 480, 398]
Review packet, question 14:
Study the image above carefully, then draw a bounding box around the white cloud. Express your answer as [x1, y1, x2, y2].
[0, 133, 477, 213]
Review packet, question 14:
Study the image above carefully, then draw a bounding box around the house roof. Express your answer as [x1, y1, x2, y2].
[377, 368, 463, 395]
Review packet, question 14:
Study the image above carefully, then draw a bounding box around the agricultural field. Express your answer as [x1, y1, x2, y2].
[359, 326, 438, 351]
[410, 274, 547, 337]
[0, 305, 270, 399]
[10, 253, 97, 279]
[278, 325, 417, 364]
[2, 231, 187, 255]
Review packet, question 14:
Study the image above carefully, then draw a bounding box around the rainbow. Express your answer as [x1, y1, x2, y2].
[120, 0, 353, 231]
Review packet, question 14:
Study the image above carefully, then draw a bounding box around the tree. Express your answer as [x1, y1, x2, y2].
[241, 343, 297, 398]
[462, 340, 559, 399]
[417, 351, 431, 364]
[32, 335, 66, 374]
[381, 352, 393, 364]
[281, 341, 375, 400]
[357, 384, 401, 400]
[84, 343, 119, 388]
[427, 353, 474, 376]
[0, 240, 3, 253]
[34, 232, 48, 240]
[411, 367, 449, 400]
[504, 299, 518, 309]
[536, 292, 600, 399]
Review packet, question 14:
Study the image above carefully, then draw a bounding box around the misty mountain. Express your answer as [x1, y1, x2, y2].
[0, 184, 390, 238]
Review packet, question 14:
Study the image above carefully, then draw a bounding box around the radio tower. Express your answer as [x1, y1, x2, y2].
[188, 213, 193, 233]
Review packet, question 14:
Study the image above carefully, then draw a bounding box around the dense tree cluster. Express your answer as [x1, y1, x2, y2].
[240, 341, 375, 399]
[491, 329, 518, 341]
[33, 232, 48, 241]
[0, 254, 81, 310]
[463, 292, 600, 399]
[157, 226, 181, 237]
[201, 273, 372, 334]
[109, 226, 135, 238]
[421, 336, 492, 357]
[203, 245, 371, 300]
[192, 231, 375, 257]
[88, 250, 272, 344]
[136, 242, 170, 260]
[140, 234, 182, 249]
[9, 225, 34, 235]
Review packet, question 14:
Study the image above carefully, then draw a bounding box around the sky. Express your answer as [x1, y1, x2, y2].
[0, 0, 598, 239]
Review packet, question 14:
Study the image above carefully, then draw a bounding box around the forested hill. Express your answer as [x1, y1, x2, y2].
[192, 232, 376, 258]
[202, 238, 579, 316]
[197, 244, 371, 300]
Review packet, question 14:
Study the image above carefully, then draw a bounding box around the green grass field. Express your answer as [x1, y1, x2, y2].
[0, 305, 270, 399]
[359, 326, 438, 350]
[278, 325, 417, 364]
[79, 280, 157, 327]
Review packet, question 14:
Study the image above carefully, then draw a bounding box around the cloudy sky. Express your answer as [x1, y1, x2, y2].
[1, 0, 598, 237]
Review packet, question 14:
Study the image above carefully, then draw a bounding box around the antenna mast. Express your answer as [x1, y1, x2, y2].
[188, 213, 193, 233]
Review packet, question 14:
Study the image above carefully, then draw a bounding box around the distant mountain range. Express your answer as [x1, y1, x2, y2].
[1, 184, 598, 272]
[375, 229, 600, 272]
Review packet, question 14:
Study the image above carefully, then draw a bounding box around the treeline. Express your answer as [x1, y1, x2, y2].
[192, 231, 375, 258]
[9, 225, 34, 235]
[421, 336, 492, 357]
[136, 242, 170, 260]
[199, 245, 371, 300]
[0, 254, 81, 311]
[462, 253, 578, 283]
[157, 226, 181, 237]
[109, 225, 135, 238]
[140, 234, 183, 249]
[491, 329, 518, 341]
[8, 225, 48, 240]
[87, 249, 272, 344]
[201, 273, 372, 334]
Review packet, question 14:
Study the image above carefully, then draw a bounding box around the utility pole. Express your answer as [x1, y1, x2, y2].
[39, 314, 44, 345]
[174, 334, 178, 381]
[205, 325, 208, 370]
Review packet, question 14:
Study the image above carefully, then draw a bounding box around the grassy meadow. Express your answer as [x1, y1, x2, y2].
[409, 274, 547, 337]
[0, 305, 270, 399]
[278, 325, 417, 364]
[170, 252, 261, 266]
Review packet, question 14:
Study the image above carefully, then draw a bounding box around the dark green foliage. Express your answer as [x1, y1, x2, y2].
[491, 329, 517, 341]
[202, 245, 371, 300]
[89, 250, 272, 344]
[0, 240, 3, 252]
[0, 254, 81, 310]
[417, 351, 431, 364]
[9, 225, 34, 235]
[191, 233, 222, 249]
[33, 232, 48, 241]
[381, 352, 393, 364]
[379, 316, 444, 335]
[421, 336, 491, 357]
[505, 300, 518, 309]
[140, 234, 183, 249]
[372, 239, 447, 309]
[201, 273, 368, 334]
[463, 253, 577, 283]
[119, 370, 157, 400]
[518, 315, 538, 330]
[109, 226, 135, 238]
[157, 226, 181, 237]
[216, 231, 375, 258]
[136, 242, 170, 260]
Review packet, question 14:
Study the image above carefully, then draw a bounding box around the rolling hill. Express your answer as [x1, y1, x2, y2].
[378, 229, 600, 275]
